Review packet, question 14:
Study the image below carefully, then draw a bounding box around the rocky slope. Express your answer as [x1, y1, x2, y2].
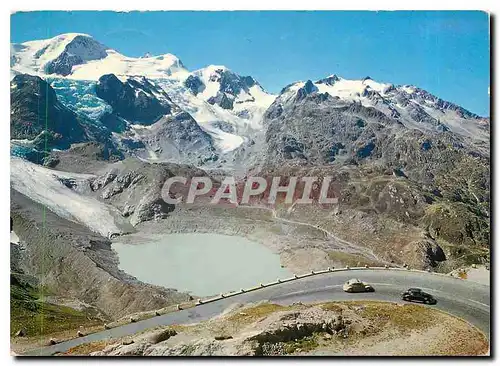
[273, 76, 489, 142]
[68, 301, 488, 356]
[10, 188, 191, 320]
[86, 157, 210, 226]
[10, 74, 124, 165]
[250, 80, 490, 268]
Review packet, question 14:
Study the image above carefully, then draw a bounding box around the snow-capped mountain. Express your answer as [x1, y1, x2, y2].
[10, 33, 489, 170]
[276, 76, 489, 142]
[156, 65, 275, 153]
[11, 33, 186, 79]
[11, 33, 276, 157]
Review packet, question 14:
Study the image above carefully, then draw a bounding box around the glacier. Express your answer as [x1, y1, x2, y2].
[10, 156, 135, 238]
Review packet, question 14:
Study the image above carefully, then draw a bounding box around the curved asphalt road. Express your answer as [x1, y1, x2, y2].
[23, 269, 490, 356]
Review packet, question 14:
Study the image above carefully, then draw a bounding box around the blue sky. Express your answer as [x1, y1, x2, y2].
[11, 11, 490, 116]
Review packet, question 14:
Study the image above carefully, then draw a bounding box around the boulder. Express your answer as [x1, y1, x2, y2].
[147, 329, 177, 344]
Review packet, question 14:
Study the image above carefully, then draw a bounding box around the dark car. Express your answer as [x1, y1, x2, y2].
[401, 288, 437, 304]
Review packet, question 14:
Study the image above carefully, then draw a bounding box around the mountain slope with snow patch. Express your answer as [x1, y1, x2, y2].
[276, 75, 489, 142]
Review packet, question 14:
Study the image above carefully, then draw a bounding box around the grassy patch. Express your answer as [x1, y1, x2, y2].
[10, 279, 103, 338]
[359, 302, 436, 331]
[133, 324, 186, 338]
[226, 303, 287, 326]
[422, 202, 489, 248]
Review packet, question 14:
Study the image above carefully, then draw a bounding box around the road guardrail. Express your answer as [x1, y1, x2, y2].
[194, 266, 467, 306]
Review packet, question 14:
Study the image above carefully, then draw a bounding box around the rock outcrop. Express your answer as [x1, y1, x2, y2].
[95, 74, 174, 125]
[10, 74, 87, 149]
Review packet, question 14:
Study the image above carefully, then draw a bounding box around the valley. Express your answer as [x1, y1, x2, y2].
[9, 31, 490, 356]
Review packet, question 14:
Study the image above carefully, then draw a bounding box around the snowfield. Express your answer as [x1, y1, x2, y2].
[70, 50, 188, 81]
[10, 157, 134, 238]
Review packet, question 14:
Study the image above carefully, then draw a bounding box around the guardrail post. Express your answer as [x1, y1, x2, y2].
[197, 299, 203, 305]
[241, 289, 245, 293]
[277, 278, 281, 283]
[365, 264, 369, 268]
[260, 283, 264, 287]
[104, 323, 110, 329]
[384, 264, 389, 268]
[220, 293, 225, 298]
[177, 304, 182, 310]
[311, 270, 315, 275]
[294, 274, 298, 278]
[155, 311, 161, 316]
[346, 266, 350, 270]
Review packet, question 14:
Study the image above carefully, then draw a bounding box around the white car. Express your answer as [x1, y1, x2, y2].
[342, 278, 375, 293]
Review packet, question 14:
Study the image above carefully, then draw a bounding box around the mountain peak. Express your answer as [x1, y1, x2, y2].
[53, 32, 94, 40]
[317, 74, 340, 86]
[205, 64, 229, 72]
[11, 33, 109, 77]
[11, 33, 189, 80]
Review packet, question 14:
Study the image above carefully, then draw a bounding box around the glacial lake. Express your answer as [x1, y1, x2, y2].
[112, 233, 292, 296]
